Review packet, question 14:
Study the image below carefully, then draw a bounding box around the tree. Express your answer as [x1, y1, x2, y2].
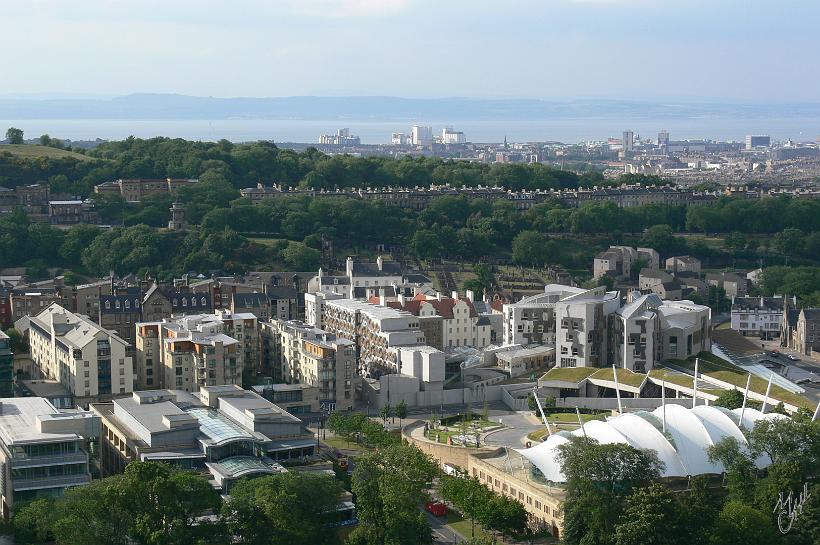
[3, 327, 24, 353]
[512, 230, 549, 267]
[5, 127, 23, 144]
[556, 437, 664, 545]
[614, 483, 679, 545]
[380, 403, 393, 425]
[11, 499, 54, 544]
[710, 501, 781, 545]
[223, 472, 343, 545]
[349, 444, 437, 545]
[463, 264, 495, 298]
[713, 389, 745, 410]
[395, 400, 408, 428]
[707, 437, 757, 504]
[282, 241, 320, 270]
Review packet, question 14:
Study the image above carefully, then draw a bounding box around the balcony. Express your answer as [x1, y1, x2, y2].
[13, 451, 88, 468]
[13, 473, 91, 491]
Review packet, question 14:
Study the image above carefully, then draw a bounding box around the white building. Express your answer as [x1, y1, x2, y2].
[555, 287, 622, 368]
[612, 294, 711, 373]
[731, 296, 785, 339]
[0, 397, 99, 516]
[322, 299, 425, 375]
[305, 290, 346, 329]
[411, 125, 433, 146]
[17, 303, 133, 401]
[502, 285, 587, 345]
[442, 127, 466, 144]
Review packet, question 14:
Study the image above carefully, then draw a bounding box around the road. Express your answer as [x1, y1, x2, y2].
[483, 411, 543, 448]
[426, 510, 464, 544]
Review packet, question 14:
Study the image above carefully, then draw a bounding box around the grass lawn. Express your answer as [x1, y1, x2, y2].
[321, 436, 371, 453]
[590, 367, 647, 388]
[0, 144, 97, 161]
[528, 413, 607, 441]
[247, 237, 287, 246]
[669, 353, 814, 410]
[444, 512, 495, 542]
[540, 367, 598, 383]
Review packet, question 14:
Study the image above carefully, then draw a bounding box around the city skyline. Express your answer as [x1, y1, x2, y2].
[3, 0, 820, 101]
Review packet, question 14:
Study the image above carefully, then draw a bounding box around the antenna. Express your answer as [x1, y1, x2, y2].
[692, 358, 699, 408]
[611, 365, 623, 414]
[761, 373, 774, 413]
[739, 374, 752, 428]
[661, 378, 666, 433]
[575, 407, 588, 440]
[532, 387, 552, 437]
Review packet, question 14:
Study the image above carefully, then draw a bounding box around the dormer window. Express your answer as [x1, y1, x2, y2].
[115, 300, 120, 309]
[124, 300, 130, 309]
[182, 299, 187, 307]
[201, 297, 207, 305]
[191, 298, 197, 307]
[105, 301, 111, 309]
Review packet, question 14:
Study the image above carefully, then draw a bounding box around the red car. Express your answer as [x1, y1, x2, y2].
[425, 502, 447, 517]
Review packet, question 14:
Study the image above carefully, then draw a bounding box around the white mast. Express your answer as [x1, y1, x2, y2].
[611, 365, 623, 414]
[692, 358, 699, 408]
[761, 373, 774, 413]
[575, 407, 588, 440]
[813, 401, 819, 422]
[739, 374, 752, 428]
[661, 379, 667, 434]
[532, 387, 552, 437]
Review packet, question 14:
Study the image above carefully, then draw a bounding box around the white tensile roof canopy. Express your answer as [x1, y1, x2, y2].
[516, 405, 786, 482]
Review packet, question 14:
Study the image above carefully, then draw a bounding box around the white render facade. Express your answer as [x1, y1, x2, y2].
[555, 288, 622, 369]
[503, 285, 587, 345]
[730, 296, 785, 339]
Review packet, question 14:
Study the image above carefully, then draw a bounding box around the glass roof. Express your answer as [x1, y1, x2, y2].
[187, 408, 256, 444]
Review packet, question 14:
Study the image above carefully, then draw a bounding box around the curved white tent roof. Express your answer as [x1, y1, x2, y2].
[515, 406, 785, 482]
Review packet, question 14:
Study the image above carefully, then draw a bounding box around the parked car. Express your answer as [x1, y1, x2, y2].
[787, 354, 800, 361]
[766, 350, 780, 357]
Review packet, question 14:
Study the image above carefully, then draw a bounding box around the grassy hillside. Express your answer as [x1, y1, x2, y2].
[0, 144, 95, 161]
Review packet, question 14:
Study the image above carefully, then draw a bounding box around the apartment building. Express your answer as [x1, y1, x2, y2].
[0, 331, 13, 397]
[134, 311, 256, 392]
[593, 246, 659, 280]
[99, 291, 143, 350]
[378, 293, 494, 350]
[665, 255, 702, 275]
[0, 397, 99, 517]
[305, 291, 345, 329]
[731, 296, 784, 339]
[555, 288, 622, 369]
[17, 304, 133, 403]
[261, 320, 356, 411]
[502, 285, 587, 345]
[706, 272, 748, 298]
[93, 177, 198, 202]
[322, 299, 425, 375]
[90, 386, 313, 488]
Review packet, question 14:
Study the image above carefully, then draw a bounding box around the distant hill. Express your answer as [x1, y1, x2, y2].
[0, 144, 96, 161]
[1, 94, 819, 121]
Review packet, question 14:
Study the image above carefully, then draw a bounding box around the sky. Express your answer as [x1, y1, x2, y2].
[2, 0, 819, 101]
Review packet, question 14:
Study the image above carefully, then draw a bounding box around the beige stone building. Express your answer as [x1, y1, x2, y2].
[16, 303, 133, 403]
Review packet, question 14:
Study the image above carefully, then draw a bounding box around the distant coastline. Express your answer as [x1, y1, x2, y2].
[1, 116, 818, 145]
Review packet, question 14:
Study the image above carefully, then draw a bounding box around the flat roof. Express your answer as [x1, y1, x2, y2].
[0, 397, 81, 445]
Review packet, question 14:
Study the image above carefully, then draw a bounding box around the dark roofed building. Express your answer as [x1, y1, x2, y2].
[99, 293, 142, 349]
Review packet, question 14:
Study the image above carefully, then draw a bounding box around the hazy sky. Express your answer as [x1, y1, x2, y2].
[3, 0, 819, 101]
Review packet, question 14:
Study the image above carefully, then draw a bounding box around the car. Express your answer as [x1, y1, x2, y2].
[766, 350, 780, 357]
[787, 354, 800, 361]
